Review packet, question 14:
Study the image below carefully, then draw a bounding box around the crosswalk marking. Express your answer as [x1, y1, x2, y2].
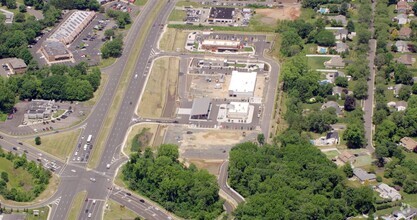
[50, 196, 61, 206]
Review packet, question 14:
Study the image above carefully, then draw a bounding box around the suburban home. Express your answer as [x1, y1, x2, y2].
[332, 86, 349, 98]
[396, 54, 415, 65]
[399, 137, 417, 152]
[317, 7, 330, 14]
[393, 83, 404, 97]
[335, 42, 349, 53]
[317, 46, 328, 54]
[396, 14, 409, 25]
[328, 15, 347, 26]
[399, 27, 412, 39]
[387, 101, 408, 111]
[326, 131, 340, 145]
[353, 168, 376, 183]
[334, 29, 348, 41]
[395, 41, 409, 53]
[326, 71, 345, 83]
[396, 0, 411, 14]
[324, 56, 345, 69]
[321, 101, 342, 115]
[375, 183, 402, 202]
[388, 208, 417, 220]
[338, 151, 356, 164]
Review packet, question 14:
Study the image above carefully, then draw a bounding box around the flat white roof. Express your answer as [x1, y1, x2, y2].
[50, 10, 95, 44]
[202, 39, 241, 47]
[228, 102, 249, 114]
[228, 71, 257, 94]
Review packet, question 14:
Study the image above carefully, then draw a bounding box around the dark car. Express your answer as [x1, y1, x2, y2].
[126, 192, 131, 196]
[0, 136, 3, 139]
[24, 150, 28, 153]
[12, 147, 17, 150]
[139, 199, 145, 203]
[18, 142, 23, 145]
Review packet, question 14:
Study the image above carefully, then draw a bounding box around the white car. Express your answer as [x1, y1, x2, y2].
[90, 178, 96, 182]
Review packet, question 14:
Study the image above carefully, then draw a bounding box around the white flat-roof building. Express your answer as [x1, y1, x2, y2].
[227, 102, 249, 119]
[228, 71, 257, 98]
[49, 10, 96, 45]
[201, 39, 242, 52]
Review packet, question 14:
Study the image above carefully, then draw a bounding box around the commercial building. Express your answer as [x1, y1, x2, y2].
[208, 7, 235, 23]
[49, 10, 96, 45]
[7, 58, 27, 74]
[190, 98, 211, 120]
[40, 40, 73, 62]
[24, 100, 57, 121]
[226, 102, 249, 120]
[228, 71, 257, 98]
[201, 39, 243, 52]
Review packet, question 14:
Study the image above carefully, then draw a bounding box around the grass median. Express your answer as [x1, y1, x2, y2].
[137, 57, 180, 118]
[88, 0, 166, 169]
[24, 129, 81, 161]
[159, 28, 188, 52]
[104, 199, 139, 220]
[67, 191, 87, 220]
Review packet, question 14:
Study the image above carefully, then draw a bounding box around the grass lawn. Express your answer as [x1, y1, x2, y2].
[176, 1, 204, 7]
[125, 124, 158, 155]
[25, 206, 50, 220]
[24, 129, 81, 161]
[98, 57, 116, 69]
[159, 28, 188, 52]
[168, 9, 186, 22]
[85, 73, 109, 107]
[307, 57, 329, 70]
[0, 113, 7, 122]
[404, 151, 417, 163]
[104, 199, 139, 220]
[52, 109, 66, 118]
[375, 206, 400, 217]
[134, 0, 147, 6]
[89, 0, 166, 169]
[298, 8, 316, 22]
[402, 191, 417, 207]
[323, 150, 340, 160]
[0, 157, 35, 193]
[137, 57, 179, 118]
[67, 191, 87, 220]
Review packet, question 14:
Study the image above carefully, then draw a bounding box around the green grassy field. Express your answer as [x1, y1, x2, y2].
[25, 207, 50, 220]
[134, 0, 148, 6]
[0, 113, 7, 122]
[307, 57, 329, 70]
[169, 9, 186, 21]
[176, 1, 204, 7]
[0, 157, 35, 192]
[67, 191, 87, 220]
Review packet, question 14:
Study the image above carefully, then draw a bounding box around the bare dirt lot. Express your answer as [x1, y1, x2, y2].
[255, 5, 301, 24]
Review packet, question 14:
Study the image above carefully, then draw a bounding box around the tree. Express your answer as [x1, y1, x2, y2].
[335, 76, 348, 88]
[35, 136, 41, 145]
[394, 64, 413, 85]
[344, 123, 365, 148]
[412, 84, 417, 94]
[257, 133, 265, 145]
[414, 3, 417, 16]
[315, 30, 336, 47]
[5, 0, 16, 9]
[398, 85, 411, 101]
[343, 163, 353, 178]
[19, 5, 26, 12]
[305, 109, 337, 133]
[347, 20, 355, 33]
[404, 177, 417, 193]
[280, 31, 303, 57]
[14, 12, 25, 23]
[104, 29, 115, 39]
[340, 2, 349, 16]
[344, 95, 356, 111]
[1, 172, 8, 182]
[101, 37, 123, 59]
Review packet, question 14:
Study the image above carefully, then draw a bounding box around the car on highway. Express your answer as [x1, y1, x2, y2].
[126, 192, 131, 196]
[139, 199, 145, 203]
[18, 142, 23, 145]
[88, 213, 92, 218]
[90, 178, 96, 182]
[93, 199, 96, 204]
[0, 136, 3, 139]
[106, 164, 110, 169]
[12, 147, 17, 150]
[23, 150, 28, 153]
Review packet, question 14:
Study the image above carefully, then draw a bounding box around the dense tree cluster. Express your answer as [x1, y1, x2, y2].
[229, 142, 375, 219]
[47, 0, 100, 11]
[101, 36, 124, 59]
[0, 146, 51, 202]
[106, 9, 131, 29]
[0, 63, 101, 114]
[122, 145, 223, 219]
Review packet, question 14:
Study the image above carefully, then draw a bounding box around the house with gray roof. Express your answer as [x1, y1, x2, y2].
[375, 183, 402, 201]
[328, 15, 347, 26]
[353, 168, 376, 182]
[321, 101, 342, 115]
[334, 29, 348, 41]
[335, 42, 349, 53]
[324, 56, 345, 69]
[395, 41, 409, 53]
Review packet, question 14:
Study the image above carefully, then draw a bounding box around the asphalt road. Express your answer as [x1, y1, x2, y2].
[218, 161, 245, 205]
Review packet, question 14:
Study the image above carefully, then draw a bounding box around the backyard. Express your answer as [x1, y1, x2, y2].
[307, 56, 329, 70]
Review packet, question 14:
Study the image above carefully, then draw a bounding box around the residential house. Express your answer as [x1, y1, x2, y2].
[335, 42, 349, 53]
[396, 54, 415, 66]
[393, 83, 404, 97]
[326, 131, 340, 145]
[395, 40, 409, 52]
[392, 208, 417, 220]
[353, 168, 376, 182]
[332, 86, 350, 97]
[326, 71, 345, 83]
[321, 101, 342, 115]
[338, 151, 356, 164]
[400, 137, 417, 152]
[324, 56, 345, 69]
[387, 101, 408, 111]
[399, 27, 412, 39]
[328, 15, 347, 26]
[396, 0, 411, 14]
[317, 46, 328, 54]
[396, 14, 409, 25]
[375, 183, 402, 201]
[334, 29, 348, 41]
[317, 7, 330, 14]
[412, 76, 417, 84]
